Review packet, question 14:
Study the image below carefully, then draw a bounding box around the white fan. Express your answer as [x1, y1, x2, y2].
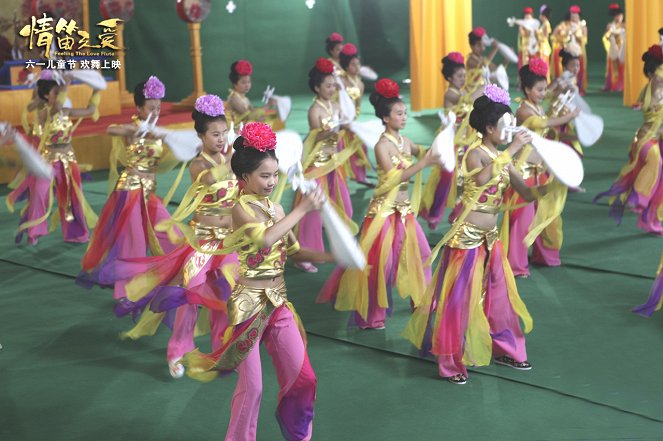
[69, 70, 107, 90]
[161, 129, 202, 161]
[262, 85, 275, 103]
[506, 17, 540, 32]
[504, 123, 583, 187]
[0, 123, 53, 180]
[262, 85, 292, 121]
[490, 65, 509, 90]
[348, 119, 384, 149]
[227, 121, 239, 148]
[482, 34, 518, 64]
[574, 112, 603, 147]
[272, 95, 292, 121]
[359, 66, 378, 81]
[557, 91, 604, 147]
[530, 131, 584, 187]
[338, 87, 356, 124]
[431, 111, 456, 172]
[148, 112, 202, 161]
[274, 129, 304, 174]
[288, 163, 366, 269]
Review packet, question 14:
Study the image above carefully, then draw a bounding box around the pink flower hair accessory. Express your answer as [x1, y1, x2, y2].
[341, 43, 357, 57]
[143, 76, 165, 100]
[194, 94, 225, 117]
[528, 57, 549, 77]
[240, 122, 277, 152]
[447, 52, 465, 65]
[328, 32, 343, 42]
[484, 84, 511, 106]
[569, 5, 581, 14]
[315, 57, 335, 74]
[234, 60, 253, 76]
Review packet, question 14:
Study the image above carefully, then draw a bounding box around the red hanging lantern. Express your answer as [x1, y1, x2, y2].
[176, 0, 212, 23]
[100, 0, 135, 22]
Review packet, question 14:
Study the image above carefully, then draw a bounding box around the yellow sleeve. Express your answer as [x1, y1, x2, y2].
[523, 114, 548, 130]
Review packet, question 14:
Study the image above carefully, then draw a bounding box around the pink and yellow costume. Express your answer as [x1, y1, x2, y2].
[552, 19, 588, 95]
[594, 65, 663, 234]
[516, 15, 552, 76]
[184, 194, 316, 441]
[339, 71, 372, 184]
[633, 252, 663, 317]
[293, 105, 358, 256]
[465, 53, 489, 97]
[319, 133, 431, 328]
[602, 21, 625, 92]
[226, 89, 285, 131]
[404, 143, 533, 378]
[421, 85, 477, 229]
[111, 154, 239, 364]
[7, 93, 98, 244]
[77, 117, 180, 295]
[500, 102, 567, 277]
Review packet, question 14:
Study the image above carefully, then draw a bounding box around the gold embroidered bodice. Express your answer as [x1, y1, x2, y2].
[44, 111, 75, 146]
[238, 198, 290, 279]
[461, 145, 510, 214]
[194, 155, 238, 217]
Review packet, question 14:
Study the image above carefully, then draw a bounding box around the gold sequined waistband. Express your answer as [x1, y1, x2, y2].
[115, 171, 156, 195]
[42, 147, 76, 163]
[447, 221, 499, 251]
[228, 282, 288, 326]
[128, 164, 158, 174]
[190, 220, 232, 241]
[366, 196, 412, 219]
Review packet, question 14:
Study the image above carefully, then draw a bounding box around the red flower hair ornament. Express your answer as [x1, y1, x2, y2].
[447, 52, 465, 65]
[375, 78, 400, 99]
[240, 122, 277, 152]
[523, 7, 533, 14]
[234, 60, 253, 76]
[609, 3, 620, 10]
[315, 57, 335, 74]
[648, 45, 663, 61]
[569, 5, 581, 14]
[472, 27, 486, 38]
[328, 32, 343, 42]
[341, 43, 357, 57]
[528, 57, 549, 77]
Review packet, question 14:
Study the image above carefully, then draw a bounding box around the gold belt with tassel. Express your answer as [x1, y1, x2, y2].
[228, 282, 288, 326]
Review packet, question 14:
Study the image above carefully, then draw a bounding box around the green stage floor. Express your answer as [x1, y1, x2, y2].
[2, 74, 663, 440]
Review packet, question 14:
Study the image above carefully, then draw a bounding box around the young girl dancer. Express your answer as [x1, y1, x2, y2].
[183, 122, 334, 441]
[404, 85, 549, 384]
[602, 3, 625, 92]
[110, 95, 239, 379]
[77, 76, 180, 296]
[318, 78, 437, 329]
[226, 60, 284, 130]
[466, 27, 499, 95]
[293, 58, 357, 273]
[7, 72, 100, 245]
[594, 46, 663, 235]
[325, 32, 344, 71]
[421, 52, 478, 230]
[500, 59, 578, 278]
[338, 43, 371, 185]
